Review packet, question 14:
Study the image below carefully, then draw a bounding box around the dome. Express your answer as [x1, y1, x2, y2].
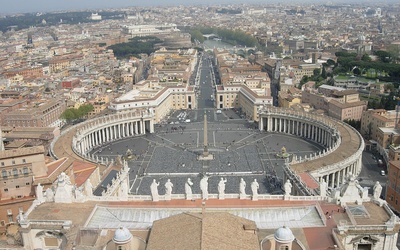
[113, 227, 132, 244]
[274, 226, 295, 243]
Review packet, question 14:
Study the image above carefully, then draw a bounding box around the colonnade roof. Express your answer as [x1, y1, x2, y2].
[291, 121, 362, 174]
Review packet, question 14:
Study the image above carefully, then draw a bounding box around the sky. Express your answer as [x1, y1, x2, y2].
[0, 0, 243, 14]
[0, 0, 395, 14]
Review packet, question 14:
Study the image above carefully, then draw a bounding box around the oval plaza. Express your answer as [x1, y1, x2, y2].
[52, 105, 364, 197]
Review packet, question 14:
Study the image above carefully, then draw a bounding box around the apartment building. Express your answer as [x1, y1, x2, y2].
[2, 99, 66, 128]
[360, 109, 396, 141]
[2, 66, 43, 79]
[302, 85, 367, 121]
[386, 160, 400, 213]
[278, 87, 302, 108]
[0, 146, 46, 232]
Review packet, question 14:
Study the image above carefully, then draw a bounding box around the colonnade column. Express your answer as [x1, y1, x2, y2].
[150, 120, 154, 133]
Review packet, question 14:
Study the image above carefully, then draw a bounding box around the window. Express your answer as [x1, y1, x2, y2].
[26, 182, 30, 185]
[4, 188, 8, 192]
[23, 167, 29, 175]
[13, 168, 18, 176]
[2, 170, 7, 178]
[16, 185, 20, 189]
[12, 160, 15, 165]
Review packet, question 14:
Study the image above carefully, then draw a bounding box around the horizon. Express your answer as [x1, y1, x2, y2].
[0, 0, 398, 15]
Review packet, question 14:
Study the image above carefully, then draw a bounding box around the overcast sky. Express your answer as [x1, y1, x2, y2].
[0, 0, 243, 14]
[0, 0, 393, 14]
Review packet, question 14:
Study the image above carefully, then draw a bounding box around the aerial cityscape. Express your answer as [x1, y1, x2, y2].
[0, 1, 400, 249]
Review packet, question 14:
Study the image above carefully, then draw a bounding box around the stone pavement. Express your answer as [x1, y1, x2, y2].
[93, 119, 324, 195]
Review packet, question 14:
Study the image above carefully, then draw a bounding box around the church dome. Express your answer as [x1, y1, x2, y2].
[274, 226, 295, 243]
[113, 227, 132, 244]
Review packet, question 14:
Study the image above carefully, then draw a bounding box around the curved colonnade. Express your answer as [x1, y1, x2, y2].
[50, 110, 154, 164]
[51, 107, 364, 196]
[258, 108, 364, 191]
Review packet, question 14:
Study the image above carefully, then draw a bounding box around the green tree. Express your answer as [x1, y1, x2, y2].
[313, 68, 321, 76]
[361, 54, 371, 62]
[321, 66, 327, 79]
[60, 109, 77, 122]
[327, 59, 336, 66]
[353, 67, 361, 75]
[60, 104, 94, 123]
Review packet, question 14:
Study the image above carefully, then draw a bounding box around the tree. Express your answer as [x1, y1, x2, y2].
[375, 50, 392, 63]
[353, 67, 361, 75]
[313, 68, 321, 76]
[60, 104, 94, 123]
[361, 54, 371, 62]
[60, 109, 77, 123]
[344, 119, 361, 131]
[327, 59, 336, 66]
[321, 66, 327, 79]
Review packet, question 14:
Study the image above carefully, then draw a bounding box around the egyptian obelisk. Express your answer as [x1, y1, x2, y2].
[199, 111, 213, 160]
[203, 112, 209, 156]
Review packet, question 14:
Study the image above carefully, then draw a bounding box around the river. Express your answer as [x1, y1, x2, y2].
[203, 39, 234, 50]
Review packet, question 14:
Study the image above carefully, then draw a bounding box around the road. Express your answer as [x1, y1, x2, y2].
[358, 151, 387, 198]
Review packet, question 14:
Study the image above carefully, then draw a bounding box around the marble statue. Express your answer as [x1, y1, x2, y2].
[36, 183, 44, 202]
[54, 172, 73, 203]
[58, 172, 71, 186]
[165, 179, 173, 200]
[200, 176, 209, 200]
[373, 181, 382, 200]
[284, 180, 292, 196]
[74, 185, 84, 200]
[320, 179, 327, 197]
[185, 178, 193, 200]
[251, 179, 259, 201]
[239, 178, 246, 199]
[84, 179, 93, 196]
[150, 179, 160, 201]
[120, 180, 128, 198]
[218, 177, 227, 199]
[45, 188, 54, 202]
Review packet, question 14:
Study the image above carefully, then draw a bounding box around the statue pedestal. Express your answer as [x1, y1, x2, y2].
[186, 194, 192, 200]
[219, 193, 225, 200]
[252, 195, 258, 201]
[240, 194, 247, 199]
[198, 154, 214, 161]
[165, 194, 171, 201]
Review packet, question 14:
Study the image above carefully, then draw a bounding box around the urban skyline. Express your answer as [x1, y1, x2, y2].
[0, 0, 398, 14]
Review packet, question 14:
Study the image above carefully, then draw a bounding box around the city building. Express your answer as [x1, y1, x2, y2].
[386, 160, 400, 213]
[361, 109, 397, 140]
[301, 85, 367, 121]
[121, 24, 178, 38]
[2, 99, 66, 128]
